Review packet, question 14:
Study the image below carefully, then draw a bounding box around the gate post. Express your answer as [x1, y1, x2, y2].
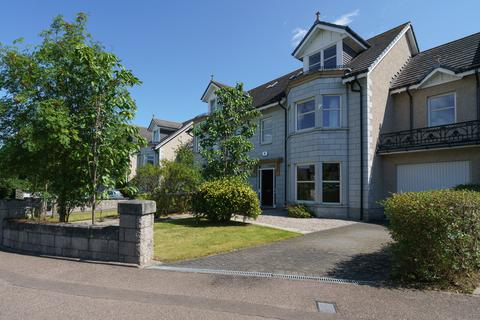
[118, 200, 156, 266]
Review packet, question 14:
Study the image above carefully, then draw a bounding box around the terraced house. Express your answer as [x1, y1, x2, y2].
[197, 16, 480, 221]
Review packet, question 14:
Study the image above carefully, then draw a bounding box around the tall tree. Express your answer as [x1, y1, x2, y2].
[0, 13, 144, 222]
[193, 83, 260, 180]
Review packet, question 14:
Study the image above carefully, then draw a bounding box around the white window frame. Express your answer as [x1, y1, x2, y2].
[321, 95, 341, 128]
[209, 98, 217, 113]
[260, 117, 273, 144]
[193, 136, 200, 153]
[152, 128, 160, 143]
[308, 43, 338, 71]
[427, 92, 456, 127]
[321, 162, 341, 204]
[295, 98, 316, 131]
[295, 163, 316, 203]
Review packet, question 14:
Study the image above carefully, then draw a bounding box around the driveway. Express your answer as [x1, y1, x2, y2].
[161, 222, 392, 282]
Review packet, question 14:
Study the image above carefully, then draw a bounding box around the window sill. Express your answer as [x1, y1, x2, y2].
[260, 141, 273, 146]
[290, 127, 348, 137]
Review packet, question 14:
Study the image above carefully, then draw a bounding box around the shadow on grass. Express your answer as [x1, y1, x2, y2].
[326, 245, 392, 285]
[156, 217, 249, 228]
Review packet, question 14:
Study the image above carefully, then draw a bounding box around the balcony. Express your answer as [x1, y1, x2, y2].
[377, 120, 480, 154]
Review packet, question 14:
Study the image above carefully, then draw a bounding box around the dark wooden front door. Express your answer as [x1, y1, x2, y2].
[261, 169, 274, 207]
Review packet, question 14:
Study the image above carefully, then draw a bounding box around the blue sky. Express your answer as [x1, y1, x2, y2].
[1, 1, 479, 126]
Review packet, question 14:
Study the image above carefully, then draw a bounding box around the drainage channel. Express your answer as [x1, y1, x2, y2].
[147, 265, 375, 285]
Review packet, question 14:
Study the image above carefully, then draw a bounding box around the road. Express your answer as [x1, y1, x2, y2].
[0, 251, 478, 320]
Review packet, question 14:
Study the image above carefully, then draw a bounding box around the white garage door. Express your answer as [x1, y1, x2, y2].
[397, 161, 470, 192]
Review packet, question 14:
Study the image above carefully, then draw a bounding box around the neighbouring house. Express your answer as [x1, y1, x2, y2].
[129, 117, 195, 179]
[196, 15, 480, 221]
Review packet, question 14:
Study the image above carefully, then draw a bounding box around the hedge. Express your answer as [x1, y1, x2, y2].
[286, 205, 313, 218]
[192, 177, 261, 222]
[383, 190, 480, 289]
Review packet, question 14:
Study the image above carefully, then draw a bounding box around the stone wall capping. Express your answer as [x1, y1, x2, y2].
[118, 200, 156, 216]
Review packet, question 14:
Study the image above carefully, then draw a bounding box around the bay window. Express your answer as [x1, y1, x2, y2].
[296, 100, 315, 130]
[296, 164, 315, 201]
[322, 95, 341, 128]
[322, 163, 340, 203]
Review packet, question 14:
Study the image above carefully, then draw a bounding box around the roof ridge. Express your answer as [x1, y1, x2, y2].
[415, 32, 480, 56]
[247, 68, 302, 93]
[366, 21, 411, 43]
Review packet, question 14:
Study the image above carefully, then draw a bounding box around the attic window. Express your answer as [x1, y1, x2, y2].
[266, 81, 278, 89]
[309, 44, 338, 71]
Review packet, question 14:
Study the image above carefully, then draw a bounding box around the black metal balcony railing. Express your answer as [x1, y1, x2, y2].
[377, 120, 480, 154]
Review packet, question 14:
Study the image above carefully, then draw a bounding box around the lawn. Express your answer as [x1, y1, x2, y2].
[44, 210, 119, 223]
[154, 217, 300, 262]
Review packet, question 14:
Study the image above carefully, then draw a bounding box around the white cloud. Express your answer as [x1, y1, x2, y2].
[291, 27, 307, 47]
[333, 9, 359, 26]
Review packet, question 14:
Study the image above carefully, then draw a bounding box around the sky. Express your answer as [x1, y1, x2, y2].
[1, 0, 479, 127]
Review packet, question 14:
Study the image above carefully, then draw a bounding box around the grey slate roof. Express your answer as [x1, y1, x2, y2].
[390, 32, 480, 90]
[137, 126, 150, 140]
[346, 22, 411, 76]
[206, 22, 413, 109]
[151, 118, 182, 130]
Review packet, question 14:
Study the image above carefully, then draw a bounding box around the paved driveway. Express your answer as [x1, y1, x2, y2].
[163, 223, 392, 282]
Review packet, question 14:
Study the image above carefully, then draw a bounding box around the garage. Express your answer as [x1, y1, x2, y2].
[396, 161, 471, 192]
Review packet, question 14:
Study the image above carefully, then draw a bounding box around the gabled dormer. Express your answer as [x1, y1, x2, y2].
[292, 17, 370, 73]
[200, 79, 229, 114]
[147, 118, 182, 143]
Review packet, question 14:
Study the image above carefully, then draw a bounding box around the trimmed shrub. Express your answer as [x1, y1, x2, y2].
[192, 177, 261, 222]
[383, 190, 480, 290]
[286, 205, 313, 218]
[454, 184, 480, 192]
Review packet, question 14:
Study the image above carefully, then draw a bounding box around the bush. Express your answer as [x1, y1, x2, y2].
[286, 205, 313, 218]
[152, 158, 202, 215]
[192, 177, 261, 222]
[454, 184, 480, 192]
[383, 190, 480, 290]
[130, 164, 162, 193]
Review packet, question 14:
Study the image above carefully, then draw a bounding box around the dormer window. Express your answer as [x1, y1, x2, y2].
[209, 99, 217, 113]
[308, 44, 338, 71]
[153, 129, 160, 142]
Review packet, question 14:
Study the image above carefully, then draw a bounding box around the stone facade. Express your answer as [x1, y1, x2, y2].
[0, 200, 156, 266]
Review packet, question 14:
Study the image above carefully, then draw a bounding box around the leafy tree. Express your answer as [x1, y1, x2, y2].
[193, 83, 260, 180]
[130, 163, 163, 194]
[0, 13, 143, 222]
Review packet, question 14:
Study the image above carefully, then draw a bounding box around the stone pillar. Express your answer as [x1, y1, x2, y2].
[118, 200, 156, 266]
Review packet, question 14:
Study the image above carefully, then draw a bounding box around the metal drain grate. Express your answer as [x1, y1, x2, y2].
[315, 301, 337, 314]
[147, 265, 372, 285]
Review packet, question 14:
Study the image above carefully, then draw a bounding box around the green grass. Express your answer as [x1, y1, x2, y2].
[44, 210, 119, 223]
[154, 218, 300, 262]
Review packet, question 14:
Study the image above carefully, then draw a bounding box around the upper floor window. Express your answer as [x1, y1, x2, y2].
[308, 44, 337, 71]
[296, 100, 315, 131]
[153, 129, 160, 142]
[323, 45, 337, 69]
[209, 98, 217, 113]
[296, 164, 315, 202]
[428, 93, 456, 127]
[322, 95, 341, 128]
[260, 117, 273, 144]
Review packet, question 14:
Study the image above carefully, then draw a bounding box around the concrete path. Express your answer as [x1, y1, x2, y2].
[164, 223, 392, 282]
[0, 250, 478, 320]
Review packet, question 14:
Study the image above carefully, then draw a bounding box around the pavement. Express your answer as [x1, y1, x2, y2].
[162, 223, 392, 282]
[0, 250, 479, 319]
[233, 210, 358, 234]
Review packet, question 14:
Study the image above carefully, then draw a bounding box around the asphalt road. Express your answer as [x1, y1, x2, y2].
[0, 251, 478, 320]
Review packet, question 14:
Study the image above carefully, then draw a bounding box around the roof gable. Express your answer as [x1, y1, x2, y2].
[390, 32, 480, 91]
[200, 80, 229, 102]
[292, 20, 369, 60]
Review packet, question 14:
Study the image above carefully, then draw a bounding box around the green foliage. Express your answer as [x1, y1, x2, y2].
[0, 13, 143, 222]
[193, 83, 260, 180]
[130, 163, 162, 193]
[152, 145, 202, 215]
[0, 13, 144, 221]
[286, 205, 313, 218]
[383, 190, 480, 291]
[120, 185, 138, 199]
[0, 177, 30, 199]
[192, 177, 261, 222]
[454, 184, 480, 192]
